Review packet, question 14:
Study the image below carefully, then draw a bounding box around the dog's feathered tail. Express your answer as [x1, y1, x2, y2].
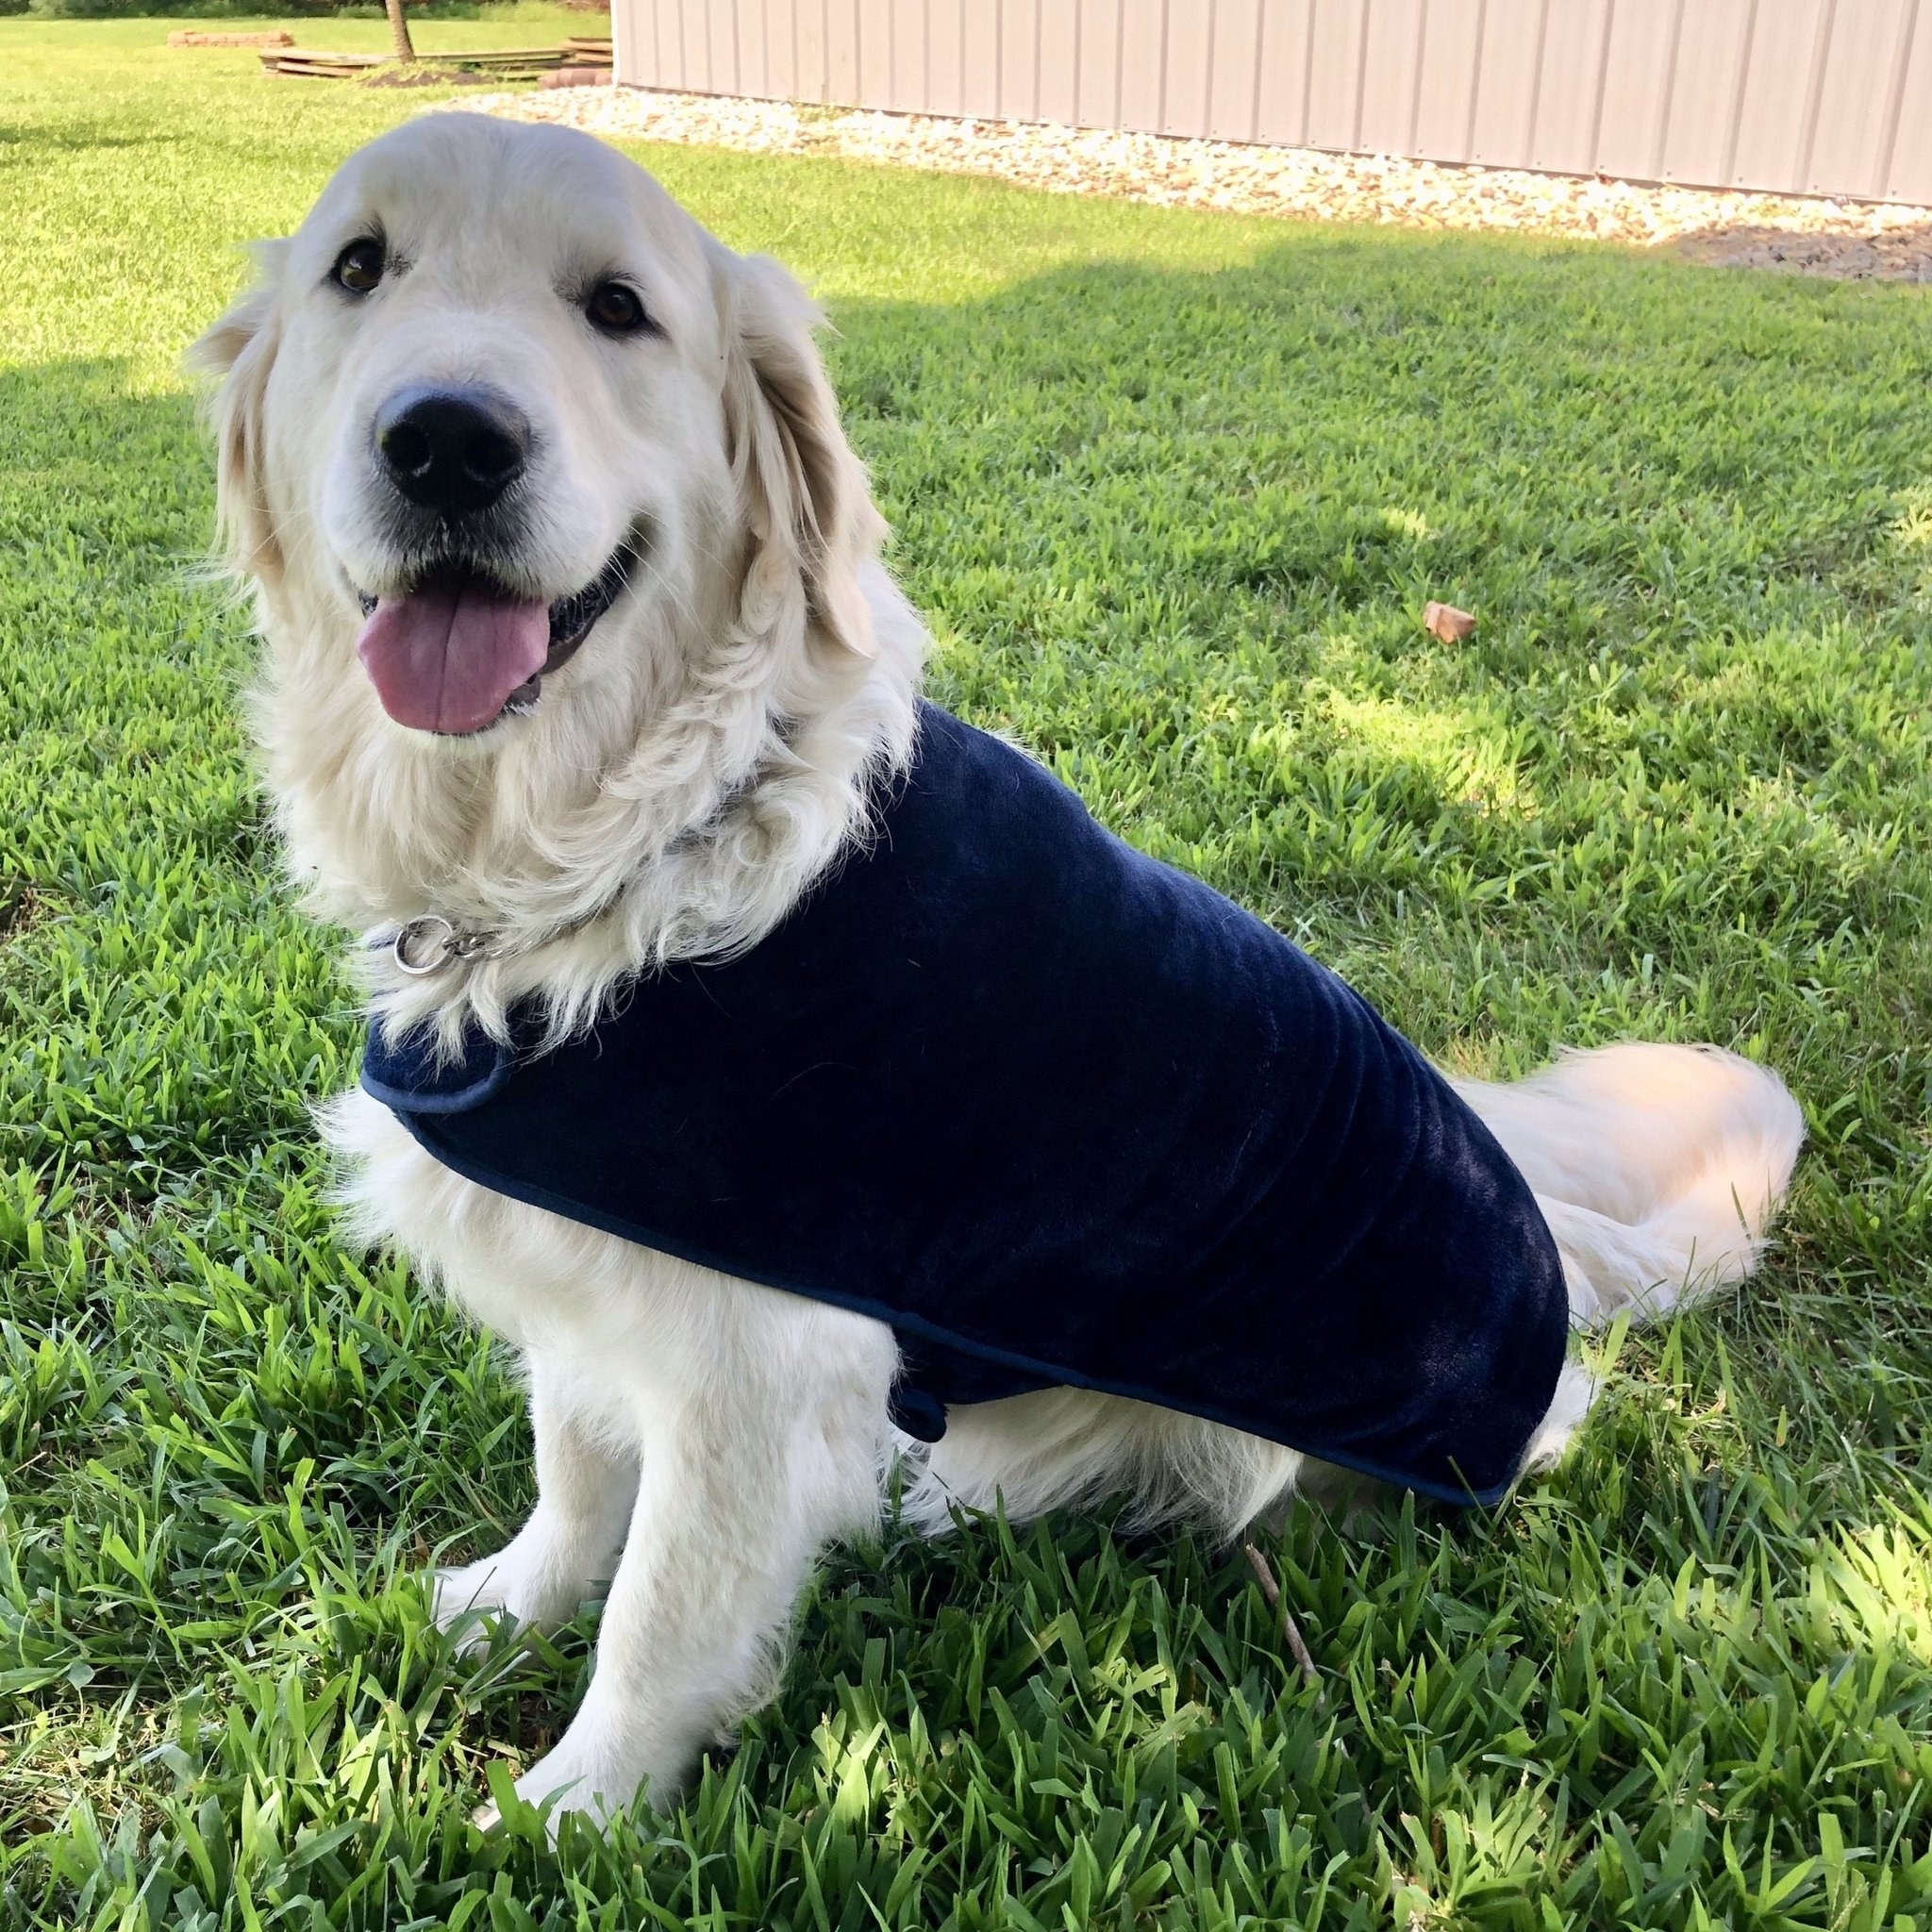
[1454, 1043, 1805, 1329]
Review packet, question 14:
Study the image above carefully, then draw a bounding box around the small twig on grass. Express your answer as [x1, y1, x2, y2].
[1242, 1541, 1323, 1697]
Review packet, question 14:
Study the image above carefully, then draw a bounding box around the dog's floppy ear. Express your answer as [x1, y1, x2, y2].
[720, 251, 883, 662]
[187, 240, 288, 584]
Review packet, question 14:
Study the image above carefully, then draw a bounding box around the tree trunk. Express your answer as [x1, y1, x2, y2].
[386, 0, 416, 63]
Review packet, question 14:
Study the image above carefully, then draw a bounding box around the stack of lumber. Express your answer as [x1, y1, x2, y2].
[261, 48, 388, 76]
[262, 41, 610, 81]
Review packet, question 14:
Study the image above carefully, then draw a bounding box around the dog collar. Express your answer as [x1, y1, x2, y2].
[384, 742, 795, 975]
[390, 915, 508, 976]
[386, 897, 621, 976]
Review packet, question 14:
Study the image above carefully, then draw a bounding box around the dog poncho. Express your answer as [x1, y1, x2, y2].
[364, 704, 1570, 1505]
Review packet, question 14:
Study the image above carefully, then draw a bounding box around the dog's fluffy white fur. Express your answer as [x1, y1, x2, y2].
[193, 114, 1805, 1825]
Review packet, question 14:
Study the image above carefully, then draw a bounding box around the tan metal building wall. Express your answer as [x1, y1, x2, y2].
[611, 0, 1932, 204]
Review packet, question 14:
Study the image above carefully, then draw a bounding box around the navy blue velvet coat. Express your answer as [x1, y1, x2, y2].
[363, 703, 1570, 1505]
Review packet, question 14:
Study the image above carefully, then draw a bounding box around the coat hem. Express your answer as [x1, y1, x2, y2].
[378, 1091, 1537, 1509]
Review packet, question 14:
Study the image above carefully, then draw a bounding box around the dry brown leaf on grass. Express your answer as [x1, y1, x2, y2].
[1424, 601, 1477, 642]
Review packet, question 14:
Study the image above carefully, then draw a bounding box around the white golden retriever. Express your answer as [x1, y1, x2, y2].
[194, 114, 1804, 1825]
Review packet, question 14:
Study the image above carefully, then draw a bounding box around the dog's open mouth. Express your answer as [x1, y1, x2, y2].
[354, 543, 636, 736]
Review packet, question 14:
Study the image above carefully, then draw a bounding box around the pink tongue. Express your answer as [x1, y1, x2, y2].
[356, 581, 551, 734]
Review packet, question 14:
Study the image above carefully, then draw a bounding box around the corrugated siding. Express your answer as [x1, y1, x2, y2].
[611, 0, 1932, 202]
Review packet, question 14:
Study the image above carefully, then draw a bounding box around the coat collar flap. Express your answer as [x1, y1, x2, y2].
[361, 1022, 511, 1115]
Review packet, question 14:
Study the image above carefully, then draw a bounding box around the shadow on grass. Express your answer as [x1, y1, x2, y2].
[8, 230, 1929, 1178]
[0, 355, 206, 551]
[0, 121, 175, 162]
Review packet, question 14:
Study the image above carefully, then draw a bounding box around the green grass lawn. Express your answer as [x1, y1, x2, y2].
[7, 18, 1932, 1928]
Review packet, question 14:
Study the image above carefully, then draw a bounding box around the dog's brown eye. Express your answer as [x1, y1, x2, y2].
[332, 240, 385, 295]
[586, 280, 651, 336]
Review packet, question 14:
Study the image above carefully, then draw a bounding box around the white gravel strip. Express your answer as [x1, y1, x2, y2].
[433, 85, 1932, 266]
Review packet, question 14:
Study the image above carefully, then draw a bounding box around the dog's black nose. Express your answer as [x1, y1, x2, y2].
[375, 385, 531, 516]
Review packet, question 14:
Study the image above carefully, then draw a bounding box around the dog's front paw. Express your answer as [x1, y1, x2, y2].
[474, 1734, 682, 1840]
[429, 1544, 592, 1652]
[428, 1557, 519, 1652]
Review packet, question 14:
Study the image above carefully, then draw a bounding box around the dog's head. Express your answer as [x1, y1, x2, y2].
[194, 113, 879, 744]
